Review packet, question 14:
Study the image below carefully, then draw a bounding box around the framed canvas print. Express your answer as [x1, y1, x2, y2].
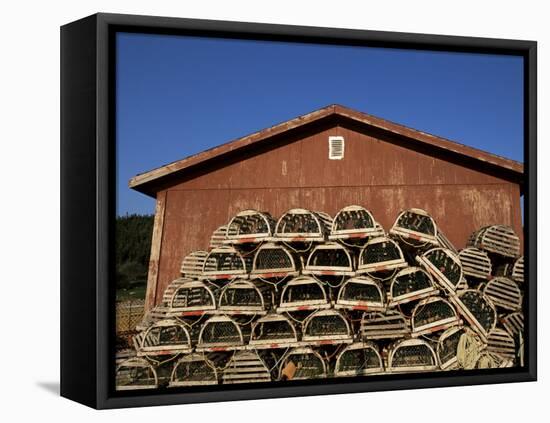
[60, 12, 537, 409]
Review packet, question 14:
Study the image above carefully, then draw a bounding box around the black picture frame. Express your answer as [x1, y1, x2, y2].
[60, 12, 537, 409]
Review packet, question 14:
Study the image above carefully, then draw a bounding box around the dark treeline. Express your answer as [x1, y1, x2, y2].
[116, 214, 154, 290]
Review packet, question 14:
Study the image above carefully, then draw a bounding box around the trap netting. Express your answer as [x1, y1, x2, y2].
[196, 316, 245, 351]
[451, 289, 496, 338]
[218, 279, 270, 315]
[202, 247, 250, 280]
[304, 242, 354, 275]
[357, 237, 407, 279]
[302, 309, 352, 344]
[411, 297, 459, 336]
[116, 358, 158, 391]
[136, 319, 192, 355]
[277, 276, 329, 312]
[279, 348, 327, 380]
[334, 342, 384, 377]
[274, 208, 332, 241]
[390, 208, 438, 247]
[388, 339, 438, 372]
[169, 280, 217, 314]
[335, 276, 385, 311]
[388, 267, 438, 306]
[169, 354, 218, 387]
[416, 247, 463, 293]
[250, 243, 299, 278]
[249, 314, 298, 348]
[225, 210, 276, 244]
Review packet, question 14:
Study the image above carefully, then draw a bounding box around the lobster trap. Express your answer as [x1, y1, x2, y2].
[180, 251, 208, 279]
[467, 225, 521, 258]
[196, 315, 248, 352]
[201, 246, 251, 281]
[502, 311, 524, 338]
[139, 278, 194, 328]
[169, 353, 219, 387]
[360, 310, 410, 340]
[303, 242, 355, 277]
[335, 276, 386, 312]
[248, 313, 299, 349]
[495, 256, 524, 284]
[224, 209, 276, 245]
[390, 208, 439, 247]
[387, 339, 438, 373]
[222, 351, 272, 384]
[483, 277, 522, 311]
[416, 247, 463, 293]
[334, 342, 384, 377]
[302, 309, 353, 346]
[388, 267, 439, 307]
[249, 242, 300, 280]
[329, 205, 382, 245]
[168, 279, 217, 317]
[357, 236, 408, 280]
[411, 296, 461, 337]
[217, 279, 272, 315]
[458, 247, 492, 280]
[273, 208, 332, 242]
[487, 328, 516, 362]
[278, 347, 327, 380]
[449, 289, 496, 341]
[134, 319, 192, 356]
[277, 276, 330, 312]
[115, 358, 158, 391]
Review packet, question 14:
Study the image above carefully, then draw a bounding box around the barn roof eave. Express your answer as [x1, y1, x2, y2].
[128, 104, 524, 198]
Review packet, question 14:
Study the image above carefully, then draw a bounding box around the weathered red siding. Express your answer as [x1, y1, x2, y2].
[146, 124, 522, 306]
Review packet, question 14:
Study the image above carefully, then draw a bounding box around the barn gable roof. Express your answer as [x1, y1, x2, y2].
[129, 104, 524, 197]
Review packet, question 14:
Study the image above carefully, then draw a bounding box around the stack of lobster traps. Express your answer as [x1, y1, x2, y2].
[117, 206, 526, 390]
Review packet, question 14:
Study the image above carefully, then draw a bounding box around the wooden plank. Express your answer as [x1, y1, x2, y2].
[145, 191, 167, 312]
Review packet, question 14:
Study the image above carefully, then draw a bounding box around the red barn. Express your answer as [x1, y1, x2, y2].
[129, 104, 524, 311]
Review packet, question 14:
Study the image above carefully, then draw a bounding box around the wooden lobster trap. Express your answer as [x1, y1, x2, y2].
[273, 208, 332, 243]
[416, 247, 463, 293]
[467, 225, 521, 258]
[390, 208, 439, 248]
[278, 347, 327, 380]
[436, 326, 482, 370]
[388, 267, 439, 307]
[248, 313, 299, 349]
[138, 277, 194, 329]
[335, 276, 386, 312]
[222, 351, 272, 384]
[217, 279, 272, 315]
[224, 209, 276, 245]
[301, 309, 353, 346]
[387, 339, 438, 373]
[495, 256, 524, 284]
[360, 310, 410, 340]
[329, 205, 382, 245]
[115, 358, 158, 391]
[133, 319, 192, 356]
[180, 251, 208, 279]
[168, 279, 217, 317]
[458, 247, 492, 280]
[482, 277, 522, 311]
[357, 236, 408, 280]
[169, 353, 219, 387]
[196, 315, 248, 352]
[201, 246, 251, 281]
[303, 242, 355, 277]
[334, 342, 384, 377]
[209, 225, 228, 249]
[277, 276, 330, 313]
[249, 242, 300, 280]
[449, 289, 496, 341]
[487, 328, 516, 362]
[502, 311, 524, 338]
[411, 296, 461, 337]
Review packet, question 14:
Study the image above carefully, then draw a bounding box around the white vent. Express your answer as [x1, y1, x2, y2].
[328, 136, 345, 160]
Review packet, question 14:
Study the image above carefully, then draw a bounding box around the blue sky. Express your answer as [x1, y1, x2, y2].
[116, 32, 524, 216]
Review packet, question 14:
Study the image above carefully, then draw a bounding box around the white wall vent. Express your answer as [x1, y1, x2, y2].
[328, 136, 345, 160]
